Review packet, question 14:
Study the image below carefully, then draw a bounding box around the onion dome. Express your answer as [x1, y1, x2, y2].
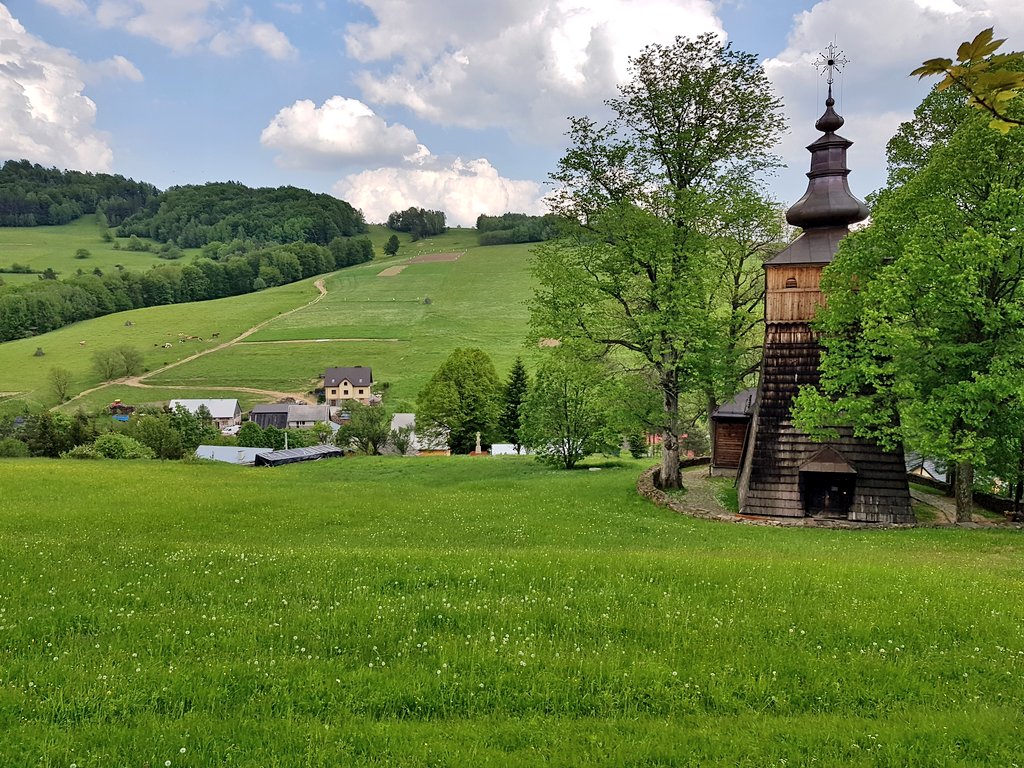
[785, 86, 869, 230]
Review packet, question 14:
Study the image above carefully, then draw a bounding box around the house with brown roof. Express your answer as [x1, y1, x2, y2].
[319, 366, 374, 405]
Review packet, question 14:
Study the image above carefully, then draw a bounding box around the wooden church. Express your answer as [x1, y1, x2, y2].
[734, 84, 914, 524]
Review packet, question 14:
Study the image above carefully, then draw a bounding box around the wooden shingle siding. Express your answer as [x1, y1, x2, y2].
[738, 322, 913, 522]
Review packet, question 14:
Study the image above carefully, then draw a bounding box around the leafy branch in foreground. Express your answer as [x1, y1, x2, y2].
[912, 27, 1024, 133]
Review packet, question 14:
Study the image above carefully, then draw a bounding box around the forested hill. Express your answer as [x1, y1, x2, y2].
[0, 159, 158, 227]
[1, 160, 368, 251]
[117, 182, 367, 247]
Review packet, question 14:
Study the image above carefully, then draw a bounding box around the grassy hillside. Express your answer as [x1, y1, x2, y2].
[149, 242, 536, 408]
[0, 457, 1021, 766]
[0, 229, 536, 411]
[0, 277, 322, 406]
[0, 217, 196, 283]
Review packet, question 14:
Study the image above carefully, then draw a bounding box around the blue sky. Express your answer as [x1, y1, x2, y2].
[1, 1, 1021, 225]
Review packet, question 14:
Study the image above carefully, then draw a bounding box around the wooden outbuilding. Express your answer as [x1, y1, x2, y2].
[736, 85, 913, 524]
[710, 388, 755, 476]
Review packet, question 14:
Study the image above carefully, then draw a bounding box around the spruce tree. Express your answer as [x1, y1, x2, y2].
[499, 357, 529, 451]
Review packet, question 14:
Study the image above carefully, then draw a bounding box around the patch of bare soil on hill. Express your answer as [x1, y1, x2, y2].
[377, 265, 407, 277]
[409, 251, 462, 263]
[538, 338, 561, 347]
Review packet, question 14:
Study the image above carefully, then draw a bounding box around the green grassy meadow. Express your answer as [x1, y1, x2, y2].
[1, 228, 535, 410]
[145, 241, 538, 409]
[0, 218, 196, 283]
[0, 277, 322, 406]
[0, 458, 1021, 766]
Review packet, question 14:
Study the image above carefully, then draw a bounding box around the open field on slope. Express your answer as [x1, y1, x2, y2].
[363, 224, 480, 256]
[0, 217, 197, 283]
[0, 230, 533, 410]
[147, 242, 537, 409]
[0, 279, 322, 407]
[0, 458, 1022, 767]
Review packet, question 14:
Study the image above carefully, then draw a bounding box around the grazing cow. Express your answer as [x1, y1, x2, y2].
[79, 341, 86, 346]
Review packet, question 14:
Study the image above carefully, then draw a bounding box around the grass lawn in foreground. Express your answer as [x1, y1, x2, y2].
[0, 459, 1021, 766]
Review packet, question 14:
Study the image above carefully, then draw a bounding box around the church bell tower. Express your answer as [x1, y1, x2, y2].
[736, 47, 914, 523]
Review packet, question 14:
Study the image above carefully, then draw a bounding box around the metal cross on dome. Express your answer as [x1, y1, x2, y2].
[814, 42, 848, 86]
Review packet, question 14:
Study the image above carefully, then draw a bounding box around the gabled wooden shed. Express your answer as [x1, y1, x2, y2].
[710, 388, 755, 476]
[736, 86, 913, 524]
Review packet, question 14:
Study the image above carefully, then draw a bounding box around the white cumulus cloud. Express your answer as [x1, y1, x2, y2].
[209, 16, 297, 60]
[0, 5, 115, 170]
[764, 0, 1024, 202]
[43, 0, 296, 59]
[80, 54, 144, 84]
[36, 0, 89, 14]
[260, 96, 420, 168]
[334, 157, 547, 227]
[346, 0, 723, 139]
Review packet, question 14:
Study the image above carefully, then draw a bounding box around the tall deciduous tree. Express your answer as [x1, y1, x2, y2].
[383, 234, 400, 257]
[49, 366, 72, 402]
[793, 91, 1024, 522]
[416, 348, 502, 454]
[700, 178, 785, 421]
[533, 33, 784, 489]
[334, 401, 391, 455]
[519, 350, 615, 470]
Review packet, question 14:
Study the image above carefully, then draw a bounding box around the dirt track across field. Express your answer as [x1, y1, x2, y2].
[409, 251, 462, 263]
[237, 338, 401, 345]
[63, 278, 329, 407]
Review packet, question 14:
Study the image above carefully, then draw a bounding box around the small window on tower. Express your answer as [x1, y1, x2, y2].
[785, 276, 798, 289]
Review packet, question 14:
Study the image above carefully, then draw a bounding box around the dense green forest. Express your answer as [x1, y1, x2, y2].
[476, 212, 561, 245]
[116, 182, 367, 247]
[0, 237, 373, 342]
[0, 161, 378, 341]
[0, 159, 158, 227]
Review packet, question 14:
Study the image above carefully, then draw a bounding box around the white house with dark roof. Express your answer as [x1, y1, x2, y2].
[168, 398, 241, 429]
[249, 404, 338, 430]
[319, 366, 374, 405]
[388, 413, 450, 456]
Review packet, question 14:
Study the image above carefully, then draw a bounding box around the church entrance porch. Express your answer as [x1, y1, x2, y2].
[799, 446, 857, 518]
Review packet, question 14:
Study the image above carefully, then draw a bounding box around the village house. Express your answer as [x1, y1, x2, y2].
[249, 403, 336, 430]
[389, 413, 450, 456]
[168, 398, 241, 430]
[318, 366, 374, 406]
